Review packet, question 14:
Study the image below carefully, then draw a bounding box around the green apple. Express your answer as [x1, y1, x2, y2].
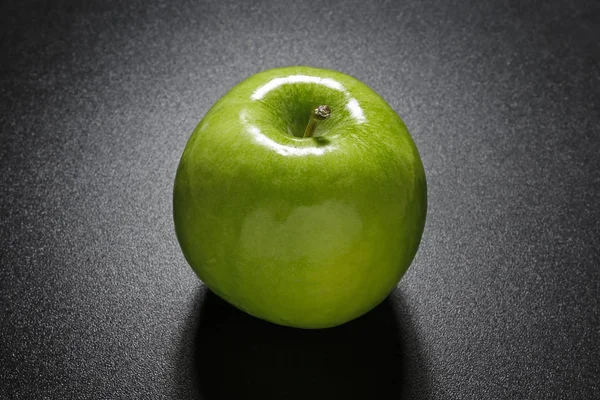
[173, 66, 427, 329]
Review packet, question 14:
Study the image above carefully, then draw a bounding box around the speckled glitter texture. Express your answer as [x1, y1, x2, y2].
[1, 0, 599, 398]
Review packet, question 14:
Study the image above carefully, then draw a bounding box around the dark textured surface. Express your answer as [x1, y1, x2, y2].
[1, 0, 599, 398]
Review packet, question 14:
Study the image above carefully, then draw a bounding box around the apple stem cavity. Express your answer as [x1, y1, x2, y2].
[303, 105, 331, 138]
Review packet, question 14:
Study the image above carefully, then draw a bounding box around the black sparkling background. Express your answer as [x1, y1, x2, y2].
[1, 0, 599, 398]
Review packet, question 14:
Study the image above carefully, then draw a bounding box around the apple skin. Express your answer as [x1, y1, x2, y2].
[173, 66, 427, 329]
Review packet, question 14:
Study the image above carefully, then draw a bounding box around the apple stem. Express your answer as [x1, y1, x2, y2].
[303, 105, 331, 138]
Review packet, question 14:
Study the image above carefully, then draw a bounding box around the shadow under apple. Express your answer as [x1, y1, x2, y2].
[176, 288, 431, 400]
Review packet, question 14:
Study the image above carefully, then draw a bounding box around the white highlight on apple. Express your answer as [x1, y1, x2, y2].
[240, 109, 335, 157]
[249, 126, 332, 157]
[346, 98, 366, 123]
[251, 75, 346, 100]
[251, 74, 366, 124]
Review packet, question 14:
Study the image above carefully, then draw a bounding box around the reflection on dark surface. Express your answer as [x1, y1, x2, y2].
[180, 289, 430, 400]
